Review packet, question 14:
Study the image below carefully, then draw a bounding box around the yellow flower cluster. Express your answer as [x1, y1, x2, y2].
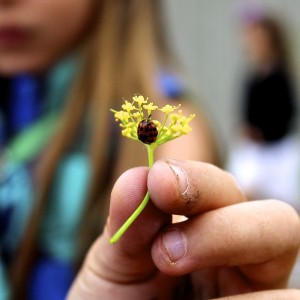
[111, 95, 195, 147]
[109, 95, 195, 243]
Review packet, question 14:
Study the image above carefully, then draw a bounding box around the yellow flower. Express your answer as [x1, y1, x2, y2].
[133, 95, 147, 106]
[180, 124, 192, 134]
[111, 96, 195, 146]
[122, 101, 136, 112]
[169, 124, 181, 134]
[143, 102, 158, 115]
[133, 111, 143, 121]
[160, 104, 181, 115]
[111, 110, 130, 123]
[152, 120, 161, 128]
[170, 113, 180, 123]
[122, 127, 133, 138]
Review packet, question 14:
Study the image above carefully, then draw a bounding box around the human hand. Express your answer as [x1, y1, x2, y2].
[67, 160, 300, 299]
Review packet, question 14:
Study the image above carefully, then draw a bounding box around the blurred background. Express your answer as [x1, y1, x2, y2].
[163, 0, 300, 152]
[163, 0, 300, 288]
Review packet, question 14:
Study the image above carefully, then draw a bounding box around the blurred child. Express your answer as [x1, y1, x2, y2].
[228, 14, 299, 211]
[0, 1, 218, 299]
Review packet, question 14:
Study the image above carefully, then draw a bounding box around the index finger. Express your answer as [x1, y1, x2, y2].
[147, 159, 246, 216]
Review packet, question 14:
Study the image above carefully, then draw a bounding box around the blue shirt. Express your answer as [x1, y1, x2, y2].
[0, 61, 185, 299]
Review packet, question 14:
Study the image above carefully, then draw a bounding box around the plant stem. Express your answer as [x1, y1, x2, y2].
[109, 192, 150, 243]
[157, 115, 168, 140]
[147, 145, 154, 167]
[109, 146, 155, 243]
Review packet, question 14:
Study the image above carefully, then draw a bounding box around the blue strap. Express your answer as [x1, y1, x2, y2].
[28, 257, 74, 300]
[0, 75, 42, 143]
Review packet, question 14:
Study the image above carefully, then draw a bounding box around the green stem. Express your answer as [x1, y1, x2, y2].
[147, 145, 154, 167]
[110, 146, 155, 243]
[157, 114, 169, 141]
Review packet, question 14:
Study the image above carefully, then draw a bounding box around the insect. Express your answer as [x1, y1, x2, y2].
[137, 115, 158, 144]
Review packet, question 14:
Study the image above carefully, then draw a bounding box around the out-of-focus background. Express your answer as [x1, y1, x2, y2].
[164, 0, 300, 288]
[163, 0, 300, 151]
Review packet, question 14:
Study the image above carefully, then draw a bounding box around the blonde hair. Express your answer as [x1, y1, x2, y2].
[10, 0, 175, 297]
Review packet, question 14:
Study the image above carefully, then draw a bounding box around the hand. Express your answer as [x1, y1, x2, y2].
[67, 160, 300, 299]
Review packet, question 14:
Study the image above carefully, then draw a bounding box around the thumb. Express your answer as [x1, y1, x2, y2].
[68, 167, 171, 298]
[100, 167, 170, 282]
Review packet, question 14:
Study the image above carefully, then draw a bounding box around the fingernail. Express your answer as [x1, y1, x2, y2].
[167, 162, 188, 194]
[163, 229, 187, 263]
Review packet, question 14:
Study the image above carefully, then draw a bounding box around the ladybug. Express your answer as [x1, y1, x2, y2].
[137, 115, 158, 144]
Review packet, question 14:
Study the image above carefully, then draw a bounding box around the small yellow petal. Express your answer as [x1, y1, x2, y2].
[180, 124, 192, 134]
[114, 111, 130, 122]
[133, 111, 143, 121]
[122, 127, 137, 138]
[152, 120, 161, 127]
[160, 104, 181, 114]
[124, 122, 135, 128]
[122, 101, 136, 112]
[170, 124, 181, 133]
[170, 113, 180, 123]
[143, 102, 158, 111]
[133, 95, 147, 105]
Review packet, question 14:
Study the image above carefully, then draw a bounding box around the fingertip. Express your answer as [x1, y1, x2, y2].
[151, 232, 176, 276]
[111, 167, 149, 204]
[151, 226, 189, 276]
[148, 159, 182, 213]
[149, 159, 247, 217]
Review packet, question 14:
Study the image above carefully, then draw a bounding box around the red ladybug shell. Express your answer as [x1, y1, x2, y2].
[137, 119, 158, 144]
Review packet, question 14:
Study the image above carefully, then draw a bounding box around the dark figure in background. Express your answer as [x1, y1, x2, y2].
[228, 15, 300, 215]
[228, 15, 300, 288]
[242, 18, 296, 143]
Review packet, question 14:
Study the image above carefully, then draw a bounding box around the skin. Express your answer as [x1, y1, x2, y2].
[0, 0, 94, 75]
[67, 159, 300, 299]
[1, 1, 300, 298]
[241, 24, 276, 70]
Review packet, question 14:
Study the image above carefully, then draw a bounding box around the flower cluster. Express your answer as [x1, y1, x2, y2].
[109, 95, 195, 244]
[111, 95, 195, 148]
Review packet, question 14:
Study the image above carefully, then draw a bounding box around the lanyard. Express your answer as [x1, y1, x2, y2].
[1, 114, 59, 165]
